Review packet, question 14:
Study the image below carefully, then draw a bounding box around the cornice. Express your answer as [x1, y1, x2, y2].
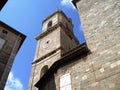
[32, 47, 62, 64]
[42, 10, 72, 24]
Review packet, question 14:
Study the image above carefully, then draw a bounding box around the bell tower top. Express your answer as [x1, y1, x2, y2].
[34, 10, 79, 61]
[42, 10, 74, 33]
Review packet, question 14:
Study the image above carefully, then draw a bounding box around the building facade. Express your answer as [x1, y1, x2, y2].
[0, 0, 8, 11]
[0, 21, 26, 90]
[29, 0, 120, 89]
[72, 0, 120, 89]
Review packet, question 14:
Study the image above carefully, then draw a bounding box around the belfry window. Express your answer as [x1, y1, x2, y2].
[60, 73, 71, 90]
[47, 21, 52, 29]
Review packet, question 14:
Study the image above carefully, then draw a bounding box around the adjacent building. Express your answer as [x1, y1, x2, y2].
[0, 0, 8, 11]
[72, 0, 120, 89]
[28, 0, 120, 90]
[0, 21, 26, 90]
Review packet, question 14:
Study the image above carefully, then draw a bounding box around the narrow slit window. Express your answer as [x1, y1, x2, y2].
[2, 30, 8, 34]
[0, 30, 8, 39]
[47, 21, 52, 28]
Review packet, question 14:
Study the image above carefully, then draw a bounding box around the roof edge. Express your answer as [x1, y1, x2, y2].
[42, 10, 72, 24]
[0, 20, 26, 52]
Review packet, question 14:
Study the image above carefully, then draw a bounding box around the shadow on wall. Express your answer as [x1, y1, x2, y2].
[40, 65, 48, 78]
[39, 75, 56, 90]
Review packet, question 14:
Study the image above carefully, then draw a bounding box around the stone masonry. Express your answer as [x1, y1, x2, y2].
[71, 0, 120, 89]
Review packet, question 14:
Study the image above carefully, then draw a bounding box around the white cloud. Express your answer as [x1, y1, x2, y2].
[4, 72, 23, 90]
[61, 0, 75, 9]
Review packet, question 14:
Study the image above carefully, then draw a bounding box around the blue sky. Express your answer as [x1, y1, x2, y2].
[0, 0, 85, 90]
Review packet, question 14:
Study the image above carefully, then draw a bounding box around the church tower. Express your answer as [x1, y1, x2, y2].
[28, 10, 79, 90]
[29, 0, 120, 89]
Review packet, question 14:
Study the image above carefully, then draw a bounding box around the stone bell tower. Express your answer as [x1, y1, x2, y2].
[28, 10, 79, 90]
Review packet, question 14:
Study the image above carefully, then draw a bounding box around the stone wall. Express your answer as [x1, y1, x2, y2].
[63, 0, 120, 89]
